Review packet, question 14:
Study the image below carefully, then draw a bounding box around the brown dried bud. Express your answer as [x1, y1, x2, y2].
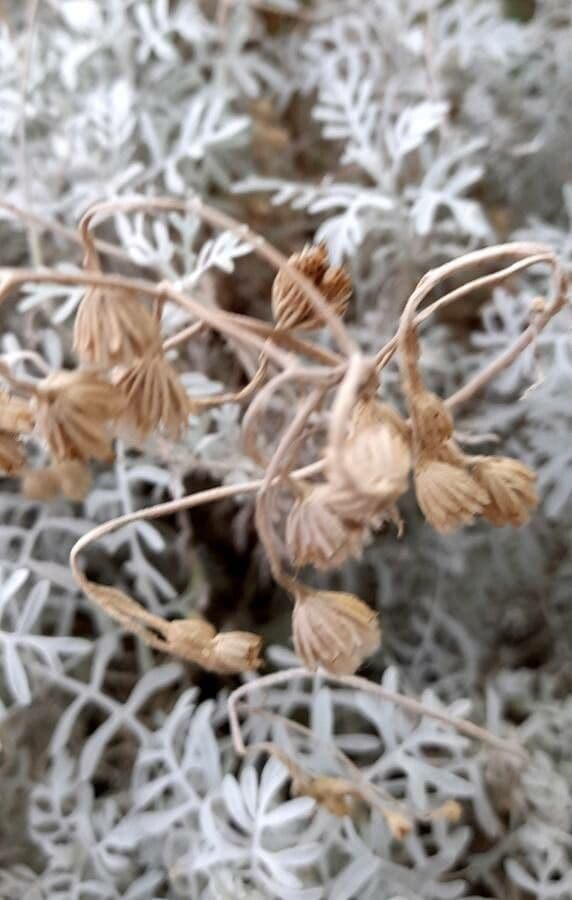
[204, 631, 263, 674]
[292, 589, 381, 675]
[74, 285, 159, 367]
[0, 392, 34, 434]
[414, 459, 489, 533]
[116, 351, 189, 439]
[21, 467, 61, 500]
[470, 456, 538, 527]
[35, 370, 123, 462]
[0, 433, 26, 475]
[285, 484, 367, 570]
[271, 244, 351, 330]
[167, 618, 217, 660]
[54, 459, 92, 501]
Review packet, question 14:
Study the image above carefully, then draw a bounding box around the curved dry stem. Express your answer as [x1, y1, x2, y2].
[0, 266, 291, 369]
[79, 195, 357, 357]
[242, 365, 341, 467]
[69, 461, 326, 646]
[0, 201, 131, 263]
[389, 243, 565, 411]
[255, 387, 326, 589]
[228, 669, 529, 764]
[326, 352, 375, 494]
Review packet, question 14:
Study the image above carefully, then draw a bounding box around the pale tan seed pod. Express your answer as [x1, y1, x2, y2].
[74, 286, 159, 367]
[271, 244, 351, 330]
[54, 459, 92, 501]
[285, 484, 367, 570]
[414, 459, 489, 533]
[21, 467, 61, 500]
[167, 618, 217, 660]
[35, 370, 123, 462]
[0, 433, 26, 475]
[0, 392, 34, 434]
[204, 631, 263, 674]
[116, 351, 189, 439]
[292, 589, 381, 675]
[470, 456, 538, 527]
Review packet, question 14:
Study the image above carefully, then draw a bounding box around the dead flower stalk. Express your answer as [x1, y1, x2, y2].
[0, 197, 566, 814]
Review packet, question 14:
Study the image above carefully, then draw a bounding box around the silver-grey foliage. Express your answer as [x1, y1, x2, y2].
[0, 1, 571, 898]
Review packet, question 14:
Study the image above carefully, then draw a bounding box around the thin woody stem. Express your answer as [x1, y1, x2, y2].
[79, 195, 358, 357]
[69, 459, 326, 639]
[255, 387, 326, 588]
[0, 266, 291, 369]
[228, 668, 529, 763]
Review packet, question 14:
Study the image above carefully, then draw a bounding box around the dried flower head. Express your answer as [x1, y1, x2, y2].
[292, 588, 381, 675]
[0, 392, 34, 434]
[285, 484, 367, 570]
[414, 459, 489, 533]
[116, 350, 189, 439]
[0, 432, 26, 475]
[74, 285, 159, 367]
[271, 244, 351, 330]
[205, 631, 263, 673]
[35, 370, 123, 462]
[328, 403, 411, 512]
[471, 456, 538, 527]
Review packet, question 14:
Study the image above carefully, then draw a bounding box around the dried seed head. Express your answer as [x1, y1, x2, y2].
[54, 459, 92, 501]
[35, 370, 123, 462]
[74, 286, 159, 367]
[414, 459, 489, 533]
[292, 588, 381, 675]
[0, 392, 34, 434]
[0, 433, 26, 475]
[21, 467, 61, 500]
[271, 244, 351, 330]
[204, 631, 263, 673]
[167, 618, 217, 660]
[116, 351, 189, 439]
[285, 484, 367, 570]
[328, 406, 411, 511]
[410, 391, 454, 455]
[471, 456, 538, 527]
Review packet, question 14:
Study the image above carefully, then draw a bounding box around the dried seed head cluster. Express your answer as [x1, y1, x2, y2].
[116, 349, 190, 439]
[403, 326, 538, 533]
[285, 399, 411, 576]
[272, 244, 351, 330]
[74, 285, 159, 367]
[285, 484, 367, 570]
[292, 588, 381, 675]
[34, 369, 124, 462]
